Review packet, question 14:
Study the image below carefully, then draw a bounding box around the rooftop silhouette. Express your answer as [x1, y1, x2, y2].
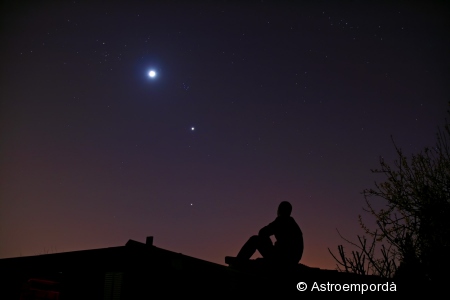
[0, 236, 421, 298]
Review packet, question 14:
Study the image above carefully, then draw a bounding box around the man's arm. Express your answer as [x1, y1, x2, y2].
[258, 220, 276, 237]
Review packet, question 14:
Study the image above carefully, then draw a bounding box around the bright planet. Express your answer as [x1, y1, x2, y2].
[148, 70, 156, 78]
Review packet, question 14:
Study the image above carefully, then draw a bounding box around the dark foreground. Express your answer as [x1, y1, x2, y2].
[0, 237, 433, 298]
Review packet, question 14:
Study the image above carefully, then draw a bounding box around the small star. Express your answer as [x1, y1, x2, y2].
[191, 127, 195, 131]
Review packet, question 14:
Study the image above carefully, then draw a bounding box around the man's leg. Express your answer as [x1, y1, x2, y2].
[237, 235, 274, 259]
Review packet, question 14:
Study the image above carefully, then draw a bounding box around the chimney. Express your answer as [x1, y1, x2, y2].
[146, 236, 153, 246]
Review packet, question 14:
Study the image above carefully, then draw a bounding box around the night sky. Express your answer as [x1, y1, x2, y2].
[1, 0, 449, 270]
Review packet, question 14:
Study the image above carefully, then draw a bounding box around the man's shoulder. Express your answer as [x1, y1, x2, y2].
[276, 216, 297, 222]
[273, 216, 299, 226]
[283, 216, 303, 231]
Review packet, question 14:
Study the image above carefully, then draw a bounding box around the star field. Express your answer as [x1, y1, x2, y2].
[0, 1, 449, 269]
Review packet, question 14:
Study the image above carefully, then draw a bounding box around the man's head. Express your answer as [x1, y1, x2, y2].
[277, 201, 292, 217]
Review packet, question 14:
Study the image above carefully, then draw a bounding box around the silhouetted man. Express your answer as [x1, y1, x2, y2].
[235, 201, 303, 266]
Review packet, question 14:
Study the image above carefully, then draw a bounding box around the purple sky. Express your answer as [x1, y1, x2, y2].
[1, 0, 449, 270]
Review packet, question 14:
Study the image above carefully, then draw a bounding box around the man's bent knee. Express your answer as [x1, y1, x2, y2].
[248, 235, 260, 243]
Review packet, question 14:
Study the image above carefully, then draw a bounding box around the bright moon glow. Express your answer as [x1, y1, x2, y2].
[148, 70, 156, 78]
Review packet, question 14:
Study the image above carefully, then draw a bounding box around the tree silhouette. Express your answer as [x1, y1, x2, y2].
[329, 104, 450, 283]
